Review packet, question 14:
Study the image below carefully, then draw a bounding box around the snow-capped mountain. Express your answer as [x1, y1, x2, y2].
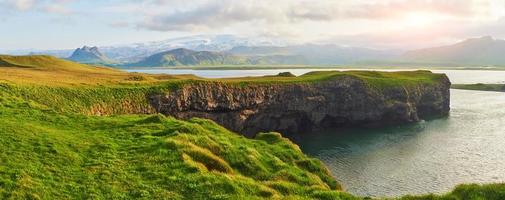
[129, 34, 288, 51]
[100, 34, 290, 62]
[17, 35, 290, 63]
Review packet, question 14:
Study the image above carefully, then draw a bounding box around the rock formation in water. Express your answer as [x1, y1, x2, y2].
[149, 75, 451, 136]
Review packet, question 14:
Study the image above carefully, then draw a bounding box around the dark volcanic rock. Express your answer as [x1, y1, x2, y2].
[149, 76, 450, 136]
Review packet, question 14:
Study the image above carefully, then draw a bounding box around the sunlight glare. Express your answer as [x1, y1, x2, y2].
[403, 12, 438, 27]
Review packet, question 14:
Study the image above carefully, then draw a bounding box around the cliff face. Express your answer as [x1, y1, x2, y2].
[149, 76, 450, 136]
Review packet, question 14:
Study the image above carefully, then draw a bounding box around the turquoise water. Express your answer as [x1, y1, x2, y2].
[128, 68, 505, 197]
[297, 89, 505, 197]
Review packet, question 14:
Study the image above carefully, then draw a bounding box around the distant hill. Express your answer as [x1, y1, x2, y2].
[28, 49, 73, 58]
[127, 48, 250, 67]
[0, 55, 153, 86]
[0, 55, 97, 71]
[124, 45, 400, 67]
[68, 46, 114, 64]
[403, 36, 505, 65]
[228, 44, 399, 65]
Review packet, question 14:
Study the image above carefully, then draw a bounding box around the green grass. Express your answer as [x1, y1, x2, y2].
[452, 83, 505, 92]
[0, 55, 92, 70]
[0, 89, 355, 199]
[398, 183, 505, 200]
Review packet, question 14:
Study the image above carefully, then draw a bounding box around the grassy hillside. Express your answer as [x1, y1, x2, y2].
[0, 89, 351, 199]
[127, 48, 250, 67]
[1, 55, 503, 199]
[0, 55, 100, 70]
[0, 55, 201, 86]
[400, 184, 505, 200]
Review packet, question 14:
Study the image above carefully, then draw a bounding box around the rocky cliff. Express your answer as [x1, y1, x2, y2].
[149, 73, 451, 136]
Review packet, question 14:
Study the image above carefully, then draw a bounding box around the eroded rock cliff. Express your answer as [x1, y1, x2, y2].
[149, 72, 451, 136]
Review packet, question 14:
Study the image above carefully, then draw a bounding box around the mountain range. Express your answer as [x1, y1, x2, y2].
[402, 36, 505, 65]
[23, 35, 289, 63]
[228, 44, 399, 65]
[7, 35, 505, 67]
[127, 48, 249, 67]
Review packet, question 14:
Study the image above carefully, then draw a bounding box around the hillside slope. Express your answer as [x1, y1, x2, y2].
[228, 44, 399, 65]
[0, 55, 201, 86]
[128, 48, 249, 67]
[0, 55, 98, 71]
[403, 36, 505, 65]
[0, 87, 347, 199]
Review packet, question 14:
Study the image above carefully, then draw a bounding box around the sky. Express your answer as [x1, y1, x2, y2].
[1, 0, 505, 50]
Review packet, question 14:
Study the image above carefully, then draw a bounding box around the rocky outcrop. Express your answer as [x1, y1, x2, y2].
[68, 46, 113, 64]
[149, 76, 450, 136]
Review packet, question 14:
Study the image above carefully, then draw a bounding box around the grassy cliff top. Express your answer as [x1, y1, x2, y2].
[0, 55, 449, 115]
[220, 70, 446, 88]
[0, 55, 446, 88]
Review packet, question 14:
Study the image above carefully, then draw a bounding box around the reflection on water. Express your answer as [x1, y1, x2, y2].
[297, 89, 505, 197]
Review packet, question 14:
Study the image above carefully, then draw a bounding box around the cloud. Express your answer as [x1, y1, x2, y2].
[109, 21, 130, 28]
[5, 0, 36, 11]
[137, 0, 489, 32]
[127, 0, 504, 48]
[335, 0, 480, 19]
[3, 0, 74, 14]
[2, 0, 504, 50]
[43, 4, 72, 15]
[139, 0, 286, 31]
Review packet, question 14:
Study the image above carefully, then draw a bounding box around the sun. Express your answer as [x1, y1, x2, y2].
[403, 12, 438, 27]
